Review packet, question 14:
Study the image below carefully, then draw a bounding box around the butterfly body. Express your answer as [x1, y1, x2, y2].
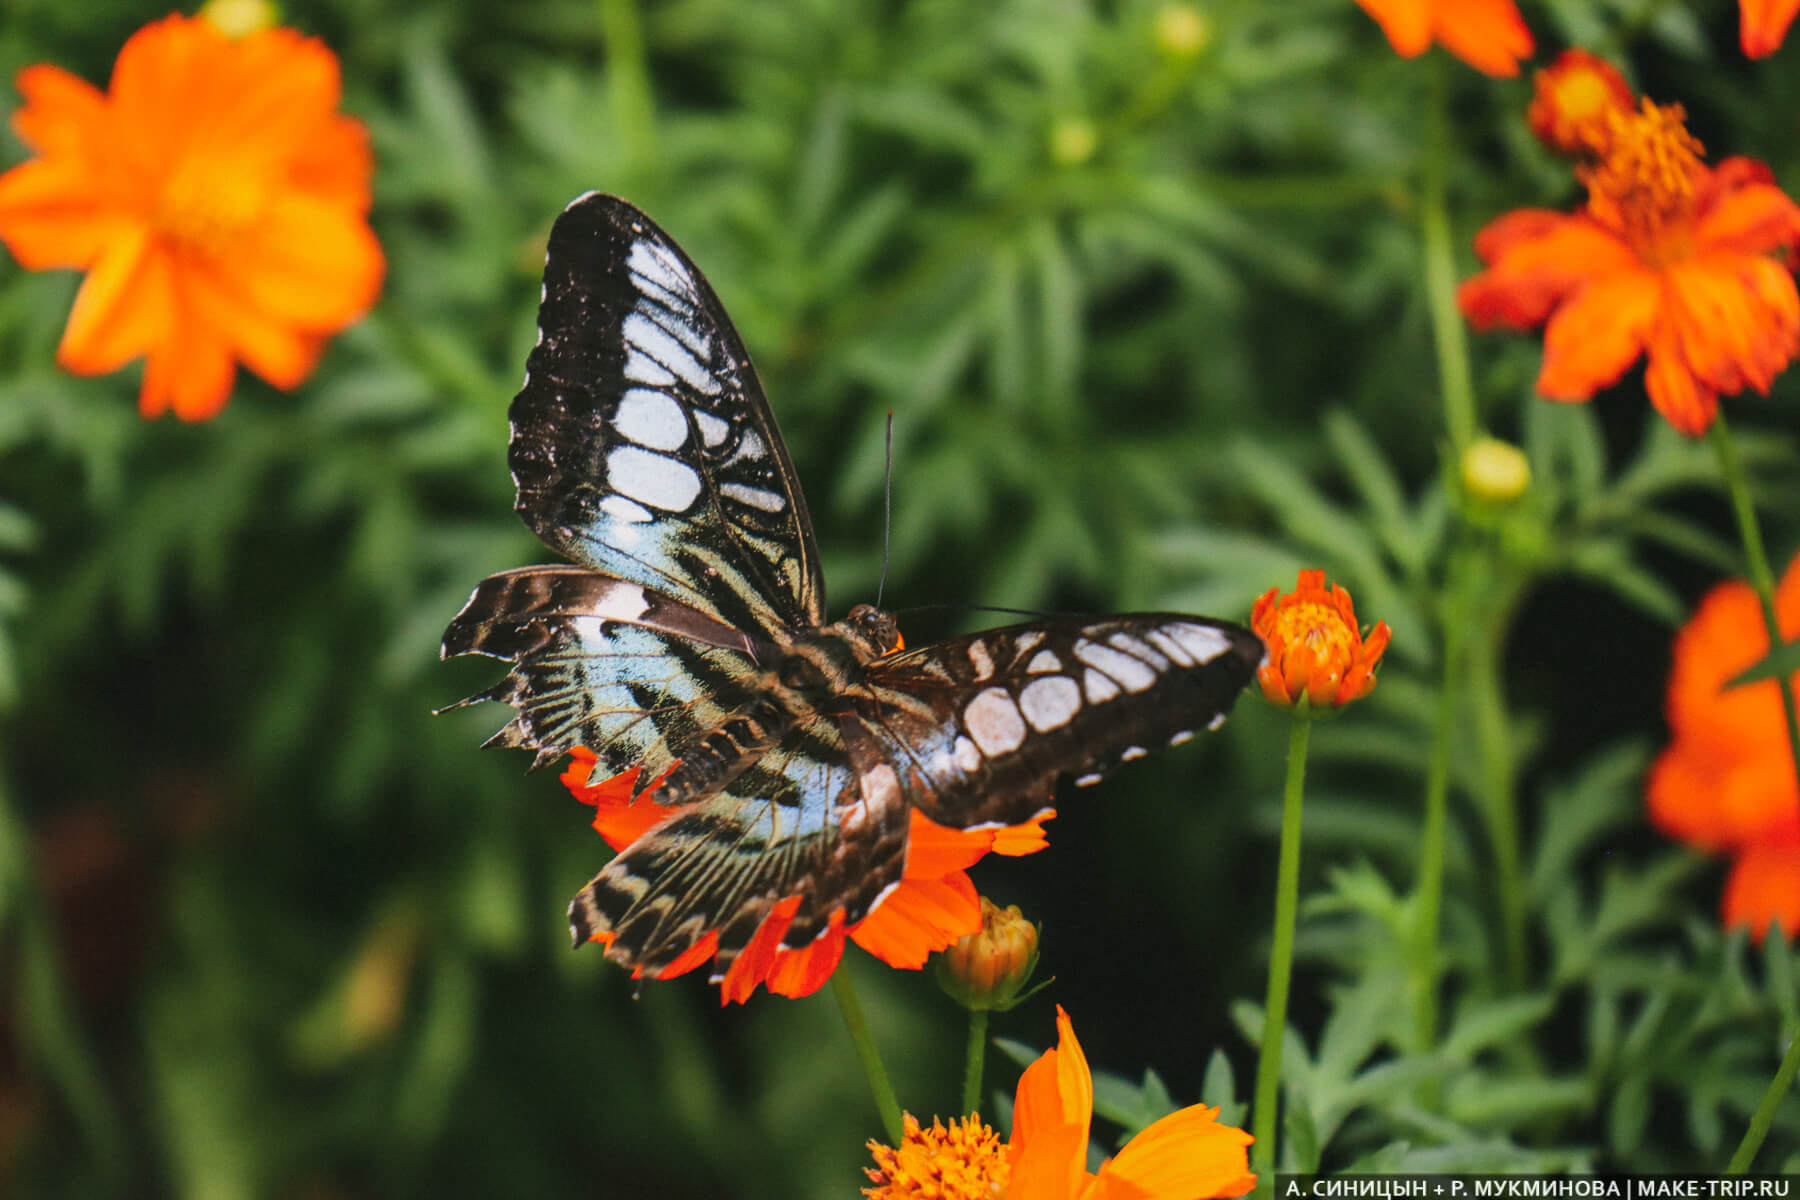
[444, 194, 1264, 982]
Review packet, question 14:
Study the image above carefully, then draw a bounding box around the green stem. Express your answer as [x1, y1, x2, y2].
[598, 0, 655, 176]
[1421, 56, 1478, 455]
[1469, 608, 1527, 987]
[1726, 1021, 1800, 1173]
[1711, 414, 1800, 824]
[1411, 598, 1462, 1055]
[961, 1008, 990, 1116]
[1252, 715, 1311, 1176]
[830, 967, 904, 1144]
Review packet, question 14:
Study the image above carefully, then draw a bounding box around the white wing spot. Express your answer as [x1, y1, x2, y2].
[627, 239, 691, 297]
[1168, 623, 1232, 665]
[624, 349, 675, 386]
[1014, 631, 1045, 654]
[964, 688, 1026, 756]
[1121, 746, 1146, 761]
[694, 410, 730, 447]
[720, 482, 787, 513]
[624, 313, 720, 396]
[1145, 630, 1193, 667]
[1108, 632, 1167, 669]
[953, 735, 981, 774]
[614, 388, 687, 451]
[1169, 729, 1195, 746]
[606, 445, 702, 512]
[1207, 713, 1228, 730]
[1075, 772, 1103, 787]
[967, 640, 994, 681]
[1026, 650, 1062, 674]
[855, 764, 902, 822]
[1074, 640, 1157, 692]
[1083, 668, 1121, 704]
[1019, 676, 1081, 732]
[599, 494, 653, 523]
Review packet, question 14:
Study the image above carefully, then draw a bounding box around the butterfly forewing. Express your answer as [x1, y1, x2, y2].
[853, 615, 1265, 831]
[510, 193, 825, 640]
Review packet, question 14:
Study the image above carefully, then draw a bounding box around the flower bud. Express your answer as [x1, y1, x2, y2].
[935, 897, 1039, 1011]
[200, 0, 280, 36]
[1153, 4, 1211, 60]
[1461, 436, 1531, 504]
[1049, 118, 1098, 168]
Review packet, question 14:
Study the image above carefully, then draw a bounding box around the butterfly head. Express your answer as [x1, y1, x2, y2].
[843, 604, 903, 659]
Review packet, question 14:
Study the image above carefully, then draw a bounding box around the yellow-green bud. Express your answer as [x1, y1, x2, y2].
[935, 897, 1039, 1011]
[199, 0, 281, 36]
[1153, 4, 1211, 59]
[1462, 436, 1531, 504]
[1049, 118, 1098, 168]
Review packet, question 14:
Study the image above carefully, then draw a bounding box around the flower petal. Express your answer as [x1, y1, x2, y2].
[1008, 1007, 1093, 1200]
[1088, 1104, 1257, 1200]
[1354, 0, 1433, 57]
[848, 872, 981, 969]
[1722, 836, 1800, 942]
[140, 307, 236, 421]
[766, 918, 847, 998]
[1430, 0, 1534, 78]
[56, 226, 168, 374]
[227, 191, 385, 329]
[1460, 212, 1637, 330]
[0, 157, 133, 270]
[1535, 269, 1661, 399]
[1741, 0, 1800, 58]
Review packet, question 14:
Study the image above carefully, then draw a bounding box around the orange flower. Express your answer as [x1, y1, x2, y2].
[1742, 0, 1800, 58]
[863, 1007, 1256, 1200]
[561, 749, 1053, 1003]
[1354, 0, 1534, 77]
[1460, 98, 1800, 437]
[0, 15, 383, 421]
[1647, 556, 1800, 942]
[1250, 569, 1391, 709]
[1527, 49, 1635, 159]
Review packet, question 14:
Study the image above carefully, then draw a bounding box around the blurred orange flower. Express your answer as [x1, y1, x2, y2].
[1527, 49, 1634, 159]
[1647, 558, 1800, 943]
[1742, 0, 1800, 58]
[0, 14, 383, 420]
[864, 1006, 1256, 1199]
[1251, 569, 1390, 709]
[1460, 98, 1800, 437]
[1354, 0, 1534, 77]
[561, 749, 1052, 1004]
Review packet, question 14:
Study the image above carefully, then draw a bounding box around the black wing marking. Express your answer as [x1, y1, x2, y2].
[566, 717, 911, 979]
[510, 193, 825, 639]
[441, 566, 772, 777]
[852, 615, 1264, 830]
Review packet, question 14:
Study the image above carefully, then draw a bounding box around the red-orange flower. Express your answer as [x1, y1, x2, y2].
[863, 1007, 1256, 1200]
[1527, 49, 1635, 159]
[1354, 0, 1534, 77]
[561, 749, 1053, 1003]
[1742, 0, 1800, 58]
[1647, 556, 1800, 943]
[1460, 98, 1800, 437]
[1250, 569, 1391, 709]
[0, 14, 383, 420]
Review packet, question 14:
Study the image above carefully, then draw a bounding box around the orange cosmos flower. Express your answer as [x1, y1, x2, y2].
[1527, 49, 1635, 159]
[1460, 98, 1800, 437]
[1742, 0, 1800, 58]
[561, 749, 1053, 1004]
[1647, 555, 1800, 943]
[0, 14, 383, 421]
[864, 1006, 1256, 1200]
[1250, 569, 1391, 709]
[1354, 0, 1534, 77]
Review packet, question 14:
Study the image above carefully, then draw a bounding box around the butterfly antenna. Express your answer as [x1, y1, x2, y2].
[875, 411, 894, 609]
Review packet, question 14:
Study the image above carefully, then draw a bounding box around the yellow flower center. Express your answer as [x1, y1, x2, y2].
[1583, 99, 1705, 266]
[153, 151, 272, 258]
[864, 1114, 1010, 1199]
[1549, 68, 1615, 130]
[1274, 600, 1354, 666]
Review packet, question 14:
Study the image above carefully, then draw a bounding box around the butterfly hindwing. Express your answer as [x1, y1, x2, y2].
[853, 615, 1265, 831]
[510, 193, 825, 640]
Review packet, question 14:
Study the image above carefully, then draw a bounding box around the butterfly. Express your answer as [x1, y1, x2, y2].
[442, 193, 1265, 984]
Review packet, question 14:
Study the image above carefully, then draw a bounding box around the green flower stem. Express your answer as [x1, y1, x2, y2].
[961, 1008, 989, 1116]
[1411, 609, 1462, 1056]
[1470, 611, 1527, 987]
[1727, 1021, 1800, 1173]
[1252, 714, 1311, 1176]
[830, 967, 904, 1145]
[1711, 414, 1800, 823]
[1422, 56, 1479, 455]
[598, 0, 655, 176]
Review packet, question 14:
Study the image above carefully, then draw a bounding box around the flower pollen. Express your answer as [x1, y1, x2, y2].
[1527, 49, 1634, 158]
[1584, 100, 1705, 265]
[1251, 569, 1390, 710]
[864, 1113, 1010, 1199]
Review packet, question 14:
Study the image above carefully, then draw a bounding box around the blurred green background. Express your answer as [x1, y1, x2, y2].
[3, 0, 1799, 1194]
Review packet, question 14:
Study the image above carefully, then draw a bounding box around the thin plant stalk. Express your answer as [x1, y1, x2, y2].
[831, 967, 904, 1144]
[961, 1008, 989, 1117]
[1421, 56, 1478, 456]
[1252, 715, 1311, 1176]
[1726, 1022, 1800, 1173]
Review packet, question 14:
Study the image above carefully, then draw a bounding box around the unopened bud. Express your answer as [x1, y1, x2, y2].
[1462, 436, 1531, 504]
[936, 897, 1039, 1011]
[1153, 4, 1211, 59]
